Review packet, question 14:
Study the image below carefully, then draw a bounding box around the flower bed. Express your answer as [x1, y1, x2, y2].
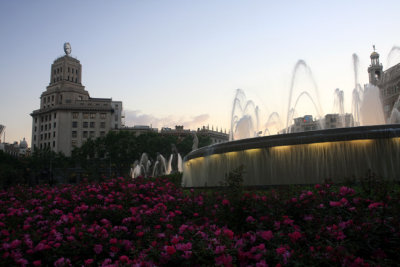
[0, 177, 399, 266]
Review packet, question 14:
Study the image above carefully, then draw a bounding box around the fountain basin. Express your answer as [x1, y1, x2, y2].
[182, 125, 400, 187]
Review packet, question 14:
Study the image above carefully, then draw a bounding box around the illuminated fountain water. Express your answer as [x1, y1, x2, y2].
[183, 51, 400, 187]
[286, 60, 324, 130]
[230, 89, 260, 140]
[183, 125, 400, 187]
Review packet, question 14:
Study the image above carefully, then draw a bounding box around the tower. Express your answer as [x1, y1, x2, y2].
[368, 45, 383, 86]
[31, 43, 123, 156]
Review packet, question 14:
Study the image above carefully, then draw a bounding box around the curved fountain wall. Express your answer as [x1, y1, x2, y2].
[182, 125, 400, 187]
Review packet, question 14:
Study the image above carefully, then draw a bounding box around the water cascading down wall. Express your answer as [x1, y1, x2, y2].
[182, 125, 400, 187]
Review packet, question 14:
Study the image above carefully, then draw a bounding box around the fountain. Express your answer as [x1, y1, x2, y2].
[230, 89, 260, 140]
[167, 144, 183, 174]
[152, 152, 168, 177]
[131, 153, 152, 178]
[183, 125, 400, 187]
[183, 49, 400, 187]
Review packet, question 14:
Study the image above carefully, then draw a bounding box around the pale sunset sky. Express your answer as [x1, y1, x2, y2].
[1, 0, 400, 145]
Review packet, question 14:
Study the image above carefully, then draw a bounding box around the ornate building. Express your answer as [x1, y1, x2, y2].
[31, 43, 123, 156]
[368, 46, 400, 122]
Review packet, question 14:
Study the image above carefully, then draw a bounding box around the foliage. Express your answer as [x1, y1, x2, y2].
[1, 177, 399, 266]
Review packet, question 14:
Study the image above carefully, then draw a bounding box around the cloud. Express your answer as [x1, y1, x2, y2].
[124, 110, 210, 130]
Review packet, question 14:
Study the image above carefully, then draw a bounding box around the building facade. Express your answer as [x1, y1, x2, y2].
[31, 43, 123, 156]
[286, 114, 354, 133]
[368, 46, 400, 122]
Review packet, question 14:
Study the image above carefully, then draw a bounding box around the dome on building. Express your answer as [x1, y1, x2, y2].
[19, 138, 28, 149]
[370, 51, 379, 58]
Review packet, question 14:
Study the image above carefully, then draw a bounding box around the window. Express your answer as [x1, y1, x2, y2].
[100, 113, 106, 119]
[72, 121, 78, 128]
[54, 113, 56, 119]
[68, 67, 70, 73]
[53, 122, 56, 128]
[73, 112, 79, 119]
[41, 125, 43, 131]
[83, 122, 88, 128]
[115, 124, 118, 129]
[53, 141, 55, 148]
[76, 69, 78, 74]
[34, 135, 36, 141]
[90, 131, 95, 138]
[115, 115, 118, 121]
[90, 113, 96, 119]
[52, 95, 54, 101]
[83, 113, 89, 119]
[72, 131, 77, 138]
[90, 122, 95, 128]
[53, 132, 56, 137]
[100, 131, 105, 137]
[100, 122, 106, 128]
[44, 97, 46, 104]
[34, 126, 37, 132]
[72, 140, 77, 147]
[35, 118, 37, 123]
[45, 125, 47, 131]
[83, 131, 88, 138]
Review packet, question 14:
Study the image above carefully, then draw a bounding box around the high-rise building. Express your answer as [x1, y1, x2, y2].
[31, 43, 123, 156]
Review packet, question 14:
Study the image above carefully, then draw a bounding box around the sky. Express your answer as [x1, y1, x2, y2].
[1, 0, 400, 146]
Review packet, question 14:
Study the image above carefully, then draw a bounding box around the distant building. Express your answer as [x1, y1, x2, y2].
[322, 114, 354, 129]
[119, 125, 158, 136]
[368, 46, 400, 122]
[196, 126, 229, 144]
[286, 114, 355, 133]
[31, 43, 123, 156]
[160, 125, 192, 139]
[0, 138, 30, 157]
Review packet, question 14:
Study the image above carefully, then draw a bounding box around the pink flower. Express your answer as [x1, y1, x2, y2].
[215, 254, 233, 266]
[276, 246, 286, 255]
[222, 199, 230, 206]
[54, 257, 71, 267]
[171, 235, 180, 244]
[33, 260, 42, 266]
[223, 229, 234, 239]
[329, 201, 342, 207]
[259, 230, 273, 241]
[165, 245, 176, 255]
[84, 259, 94, 266]
[119, 255, 129, 263]
[288, 231, 302, 242]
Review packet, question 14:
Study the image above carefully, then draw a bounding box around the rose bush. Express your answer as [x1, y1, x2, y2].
[0, 177, 399, 266]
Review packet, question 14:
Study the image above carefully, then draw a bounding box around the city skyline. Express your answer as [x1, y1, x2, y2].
[1, 1, 400, 146]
